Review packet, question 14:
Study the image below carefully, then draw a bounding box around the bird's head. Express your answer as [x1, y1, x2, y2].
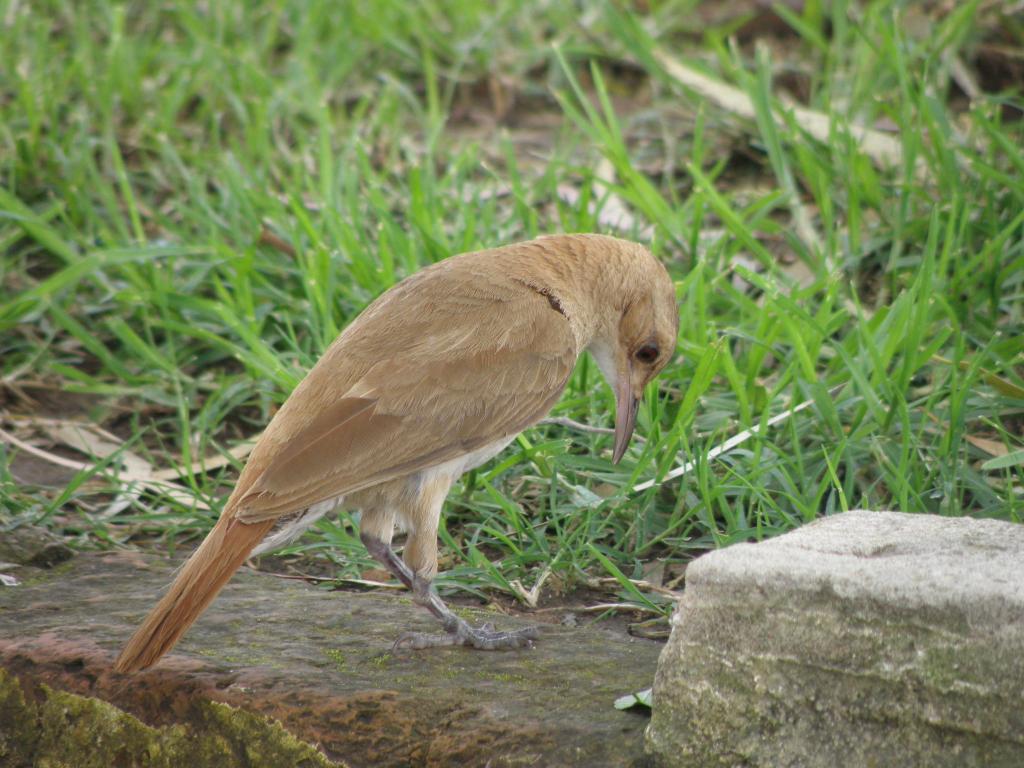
[585, 242, 679, 463]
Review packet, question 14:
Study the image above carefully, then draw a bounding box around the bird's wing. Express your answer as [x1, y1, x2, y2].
[232, 275, 576, 522]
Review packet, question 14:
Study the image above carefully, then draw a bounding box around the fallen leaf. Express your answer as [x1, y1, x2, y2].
[966, 435, 1009, 458]
[614, 687, 653, 711]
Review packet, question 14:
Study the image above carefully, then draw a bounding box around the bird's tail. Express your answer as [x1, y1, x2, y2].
[113, 514, 275, 673]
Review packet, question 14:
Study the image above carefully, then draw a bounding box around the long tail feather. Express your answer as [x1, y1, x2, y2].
[114, 515, 275, 672]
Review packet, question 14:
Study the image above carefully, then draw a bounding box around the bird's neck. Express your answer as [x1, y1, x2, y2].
[505, 234, 635, 351]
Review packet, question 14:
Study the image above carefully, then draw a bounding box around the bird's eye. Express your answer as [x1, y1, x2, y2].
[634, 344, 659, 364]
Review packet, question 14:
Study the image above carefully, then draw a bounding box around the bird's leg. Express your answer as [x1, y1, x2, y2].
[360, 532, 416, 589]
[399, 574, 540, 651]
[359, 532, 538, 651]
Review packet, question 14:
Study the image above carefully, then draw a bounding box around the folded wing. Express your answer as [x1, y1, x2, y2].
[233, 275, 576, 522]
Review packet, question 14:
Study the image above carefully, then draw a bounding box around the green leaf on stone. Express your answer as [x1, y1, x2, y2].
[614, 687, 652, 711]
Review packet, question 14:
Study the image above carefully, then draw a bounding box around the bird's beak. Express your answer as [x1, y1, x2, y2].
[612, 365, 640, 464]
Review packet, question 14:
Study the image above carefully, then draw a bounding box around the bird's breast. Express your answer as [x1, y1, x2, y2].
[410, 435, 520, 491]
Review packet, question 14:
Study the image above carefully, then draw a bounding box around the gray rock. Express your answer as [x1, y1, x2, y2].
[646, 510, 1024, 768]
[0, 524, 74, 569]
[0, 550, 660, 767]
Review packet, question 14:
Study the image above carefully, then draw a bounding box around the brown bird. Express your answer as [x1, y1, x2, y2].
[114, 233, 678, 672]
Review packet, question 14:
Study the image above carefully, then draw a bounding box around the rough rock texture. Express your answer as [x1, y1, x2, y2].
[0, 525, 74, 569]
[0, 549, 660, 767]
[646, 510, 1024, 768]
[0, 668, 341, 768]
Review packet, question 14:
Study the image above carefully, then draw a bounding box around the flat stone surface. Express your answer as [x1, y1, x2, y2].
[0, 548, 660, 767]
[646, 510, 1024, 768]
[0, 525, 74, 569]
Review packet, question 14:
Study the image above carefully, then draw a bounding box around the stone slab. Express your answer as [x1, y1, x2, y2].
[0, 549, 660, 767]
[646, 510, 1024, 768]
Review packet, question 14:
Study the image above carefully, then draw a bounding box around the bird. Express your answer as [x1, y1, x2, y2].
[114, 233, 679, 672]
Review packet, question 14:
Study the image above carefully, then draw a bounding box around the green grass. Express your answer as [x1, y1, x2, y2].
[2, 1, 1022, 611]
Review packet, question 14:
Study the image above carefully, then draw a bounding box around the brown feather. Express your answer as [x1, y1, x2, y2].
[233, 275, 576, 521]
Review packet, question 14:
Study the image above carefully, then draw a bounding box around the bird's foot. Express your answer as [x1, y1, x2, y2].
[393, 617, 539, 651]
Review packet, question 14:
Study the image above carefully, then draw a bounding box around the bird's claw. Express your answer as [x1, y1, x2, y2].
[392, 617, 539, 651]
